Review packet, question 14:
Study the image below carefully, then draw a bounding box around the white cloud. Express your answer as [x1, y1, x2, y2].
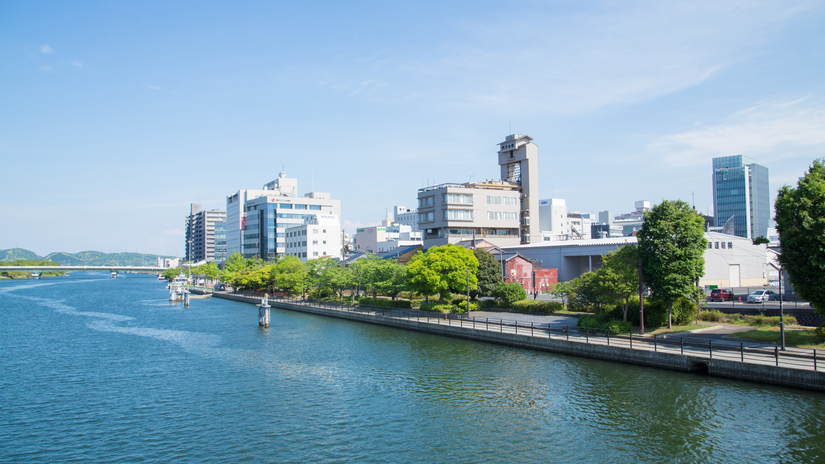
[341, 219, 379, 235]
[40, 65, 53, 72]
[648, 97, 825, 167]
[39, 44, 52, 54]
[71, 61, 83, 68]
[143, 83, 163, 91]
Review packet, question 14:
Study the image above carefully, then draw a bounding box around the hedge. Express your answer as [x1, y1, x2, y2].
[509, 300, 563, 313]
[357, 297, 412, 309]
[420, 302, 456, 313]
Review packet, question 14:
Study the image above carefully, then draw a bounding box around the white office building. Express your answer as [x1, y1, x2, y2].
[355, 220, 423, 254]
[225, 171, 341, 260]
[284, 214, 342, 262]
[393, 206, 419, 231]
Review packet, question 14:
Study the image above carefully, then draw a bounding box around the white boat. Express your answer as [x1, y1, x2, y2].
[168, 274, 189, 301]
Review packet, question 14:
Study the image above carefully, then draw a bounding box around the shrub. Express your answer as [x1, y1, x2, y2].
[672, 298, 699, 325]
[480, 299, 499, 309]
[420, 303, 456, 313]
[816, 323, 825, 342]
[577, 312, 632, 334]
[451, 295, 468, 304]
[410, 298, 425, 308]
[510, 300, 564, 313]
[495, 282, 527, 306]
[456, 300, 479, 312]
[358, 297, 412, 309]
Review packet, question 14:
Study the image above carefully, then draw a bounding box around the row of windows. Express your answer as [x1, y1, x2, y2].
[486, 211, 518, 221]
[419, 196, 435, 208]
[246, 204, 324, 212]
[443, 194, 472, 204]
[710, 241, 734, 250]
[487, 196, 518, 206]
[444, 210, 473, 220]
[419, 212, 435, 223]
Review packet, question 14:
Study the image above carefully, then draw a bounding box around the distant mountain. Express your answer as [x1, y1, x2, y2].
[0, 248, 44, 262]
[1, 248, 178, 266]
[44, 251, 179, 267]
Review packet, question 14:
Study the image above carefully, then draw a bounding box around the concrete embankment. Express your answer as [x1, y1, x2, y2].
[209, 292, 825, 392]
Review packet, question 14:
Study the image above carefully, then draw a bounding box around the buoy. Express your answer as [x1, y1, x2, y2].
[739, 297, 742, 302]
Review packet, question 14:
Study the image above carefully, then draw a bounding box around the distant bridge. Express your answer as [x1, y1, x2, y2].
[1, 266, 169, 279]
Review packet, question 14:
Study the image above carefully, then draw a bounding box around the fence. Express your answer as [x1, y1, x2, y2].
[220, 291, 821, 373]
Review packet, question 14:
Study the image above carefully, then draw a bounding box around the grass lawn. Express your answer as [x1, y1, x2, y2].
[726, 327, 825, 349]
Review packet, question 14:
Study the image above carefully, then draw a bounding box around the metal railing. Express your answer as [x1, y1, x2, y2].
[221, 291, 821, 373]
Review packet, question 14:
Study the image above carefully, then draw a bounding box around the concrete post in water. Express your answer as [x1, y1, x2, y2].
[258, 293, 271, 328]
[184, 290, 190, 307]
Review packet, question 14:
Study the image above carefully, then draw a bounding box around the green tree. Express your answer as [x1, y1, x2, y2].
[494, 281, 526, 305]
[549, 280, 575, 308]
[221, 251, 251, 284]
[637, 200, 707, 329]
[199, 262, 220, 282]
[775, 159, 825, 316]
[162, 267, 182, 281]
[269, 257, 304, 294]
[350, 254, 382, 297]
[752, 236, 770, 245]
[407, 245, 478, 301]
[595, 244, 639, 321]
[473, 249, 502, 297]
[372, 260, 409, 299]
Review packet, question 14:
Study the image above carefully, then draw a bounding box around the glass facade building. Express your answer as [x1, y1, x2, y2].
[712, 155, 770, 239]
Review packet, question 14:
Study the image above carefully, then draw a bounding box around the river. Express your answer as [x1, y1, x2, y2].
[1, 273, 823, 463]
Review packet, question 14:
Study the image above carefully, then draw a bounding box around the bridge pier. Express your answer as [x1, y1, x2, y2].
[31, 272, 41, 280]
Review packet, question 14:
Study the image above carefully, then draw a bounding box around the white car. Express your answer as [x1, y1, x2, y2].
[747, 290, 778, 303]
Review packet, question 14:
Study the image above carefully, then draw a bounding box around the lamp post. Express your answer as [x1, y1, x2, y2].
[779, 265, 786, 350]
[466, 267, 470, 315]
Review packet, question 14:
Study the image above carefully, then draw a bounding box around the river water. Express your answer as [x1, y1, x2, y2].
[1, 273, 824, 463]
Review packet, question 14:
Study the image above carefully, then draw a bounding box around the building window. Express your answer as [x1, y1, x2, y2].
[313, 240, 318, 245]
[312, 229, 319, 234]
[443, 193, 472, 204]
[728, 242, 733, 249]
[419, 211, 435, 223]
[309, 205, 321, 210]
[294, 204, 307, 210]
[721, 242, 726, 249]
[708, 242, 713, 249]
[715, 242, 719, 249]
[487, 196, 502, 205]
[322, 240, 326, 244]
[418, 196, 435, 208]
[444, 210, 473, 220]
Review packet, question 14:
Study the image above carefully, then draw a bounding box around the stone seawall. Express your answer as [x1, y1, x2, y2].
[212, 292, 825, 392]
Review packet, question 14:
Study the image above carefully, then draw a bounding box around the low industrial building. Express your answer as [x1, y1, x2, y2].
[503, 232, 769, 287]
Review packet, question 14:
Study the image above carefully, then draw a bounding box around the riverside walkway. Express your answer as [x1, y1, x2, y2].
[201, 290, 825, 392]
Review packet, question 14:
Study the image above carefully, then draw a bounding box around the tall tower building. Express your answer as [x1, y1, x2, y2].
[498, 134, 539, 244]
[712, 155, 770, 239]
[185, 203, 226, 263]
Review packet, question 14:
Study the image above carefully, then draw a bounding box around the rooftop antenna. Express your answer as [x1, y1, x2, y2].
[509, 121, 511, 135]
[692, 191, 695, 210]
[467, 171, 474, 184]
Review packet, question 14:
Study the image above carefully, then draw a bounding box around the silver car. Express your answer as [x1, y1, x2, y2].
[747, 290, 778, 303]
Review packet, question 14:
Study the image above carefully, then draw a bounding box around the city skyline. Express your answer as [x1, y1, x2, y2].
[2, 1, 825, 257]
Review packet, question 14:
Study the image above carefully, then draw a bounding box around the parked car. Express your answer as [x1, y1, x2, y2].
[747, 289, 778, 303]
[709, 288, 734, 302]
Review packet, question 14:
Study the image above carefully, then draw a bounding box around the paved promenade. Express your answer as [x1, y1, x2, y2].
[204, 290, 825, 391]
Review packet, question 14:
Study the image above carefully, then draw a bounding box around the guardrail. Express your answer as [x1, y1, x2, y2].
[220, 292, 821, 373]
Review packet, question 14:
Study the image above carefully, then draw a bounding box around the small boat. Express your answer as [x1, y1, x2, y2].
[157, 275, 165, 281]
[168, 274, 189, 301]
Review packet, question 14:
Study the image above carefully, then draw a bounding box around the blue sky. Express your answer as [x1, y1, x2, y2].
[2, 0, 824, 257]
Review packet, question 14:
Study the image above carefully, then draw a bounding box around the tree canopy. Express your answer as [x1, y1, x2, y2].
[595, 244, 639, 321]
[407, 245, 478, 300]
[775, 159, 825, 316]
[637, 200, 706, 328]
[473, 249, 502, 297]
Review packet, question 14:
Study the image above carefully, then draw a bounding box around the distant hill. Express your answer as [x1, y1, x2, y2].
[0, 248, 178, 266]
[0, 248, 44, 262]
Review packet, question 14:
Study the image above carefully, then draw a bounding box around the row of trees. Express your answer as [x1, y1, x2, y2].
[165, 244, 507, 302]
